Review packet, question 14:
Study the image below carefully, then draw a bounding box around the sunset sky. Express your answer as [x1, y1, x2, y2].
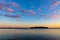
[0, 0, 60, 28]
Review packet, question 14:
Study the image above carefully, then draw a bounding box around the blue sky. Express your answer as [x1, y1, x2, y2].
[0, 0, 60, 28]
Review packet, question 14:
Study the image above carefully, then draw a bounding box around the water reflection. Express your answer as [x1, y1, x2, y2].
[0, 29, 60, 40]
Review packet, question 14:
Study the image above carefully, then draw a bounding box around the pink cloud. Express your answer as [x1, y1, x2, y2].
[21, 9, 28, 16]
[49, 1, 60, 10]
[48, 11, 59, 19]
[6, 8, 15, 12]
[0, 2, 6, 10]
[11, 2, 17, 7]
[55, 10, 60, 18]
[56, 15, 60, 18]
[14, 15, 20, 18]
[5, 14, 10, 17]
[5, 14, 20, 18]
[53, 11, 56, 16]
[51, 1, 60, 7]
[28, 10, 32, 13]
[57, 9, 60, 13]
[49, 7, 54, 10]
[0, 2, 10, 8]
[48, 14, 54, 19]
[30, 11, 35, 16]
[0, 6, 4, 10]
[11, 2, 20, 9]
[27, 10, 36, 16]
[21, 9, 27, 13]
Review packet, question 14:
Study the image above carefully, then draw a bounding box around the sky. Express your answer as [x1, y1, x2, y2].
[0, 0, 60, 28]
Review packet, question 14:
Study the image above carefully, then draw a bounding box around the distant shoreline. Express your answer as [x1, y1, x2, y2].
[0, 26, 60, 29]
[0, 27, 48, 29]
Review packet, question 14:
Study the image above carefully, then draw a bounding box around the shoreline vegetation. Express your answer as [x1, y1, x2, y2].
[30, 26, 48, 29]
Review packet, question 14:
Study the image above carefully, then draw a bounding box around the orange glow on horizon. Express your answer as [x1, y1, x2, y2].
[0, 22, 60, 28]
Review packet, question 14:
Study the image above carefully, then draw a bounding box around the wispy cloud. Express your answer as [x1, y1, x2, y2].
[11, 2, 21, 9]
[49, 1, 60, 10]
[5, 14, 20, 18]
[51, 1, 60, 7]
[6, 8, 15, 12]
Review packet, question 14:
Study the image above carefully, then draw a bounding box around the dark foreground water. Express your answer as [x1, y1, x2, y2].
[0, 29, 60, 40]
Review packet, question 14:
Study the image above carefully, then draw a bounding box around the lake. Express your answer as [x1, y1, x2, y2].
[0, 29, 60, 40]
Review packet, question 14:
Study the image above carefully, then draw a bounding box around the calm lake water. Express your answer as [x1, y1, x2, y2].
[0, 29, 60, 40]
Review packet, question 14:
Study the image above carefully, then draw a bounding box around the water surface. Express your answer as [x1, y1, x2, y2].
[0, 29, 60, 40]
